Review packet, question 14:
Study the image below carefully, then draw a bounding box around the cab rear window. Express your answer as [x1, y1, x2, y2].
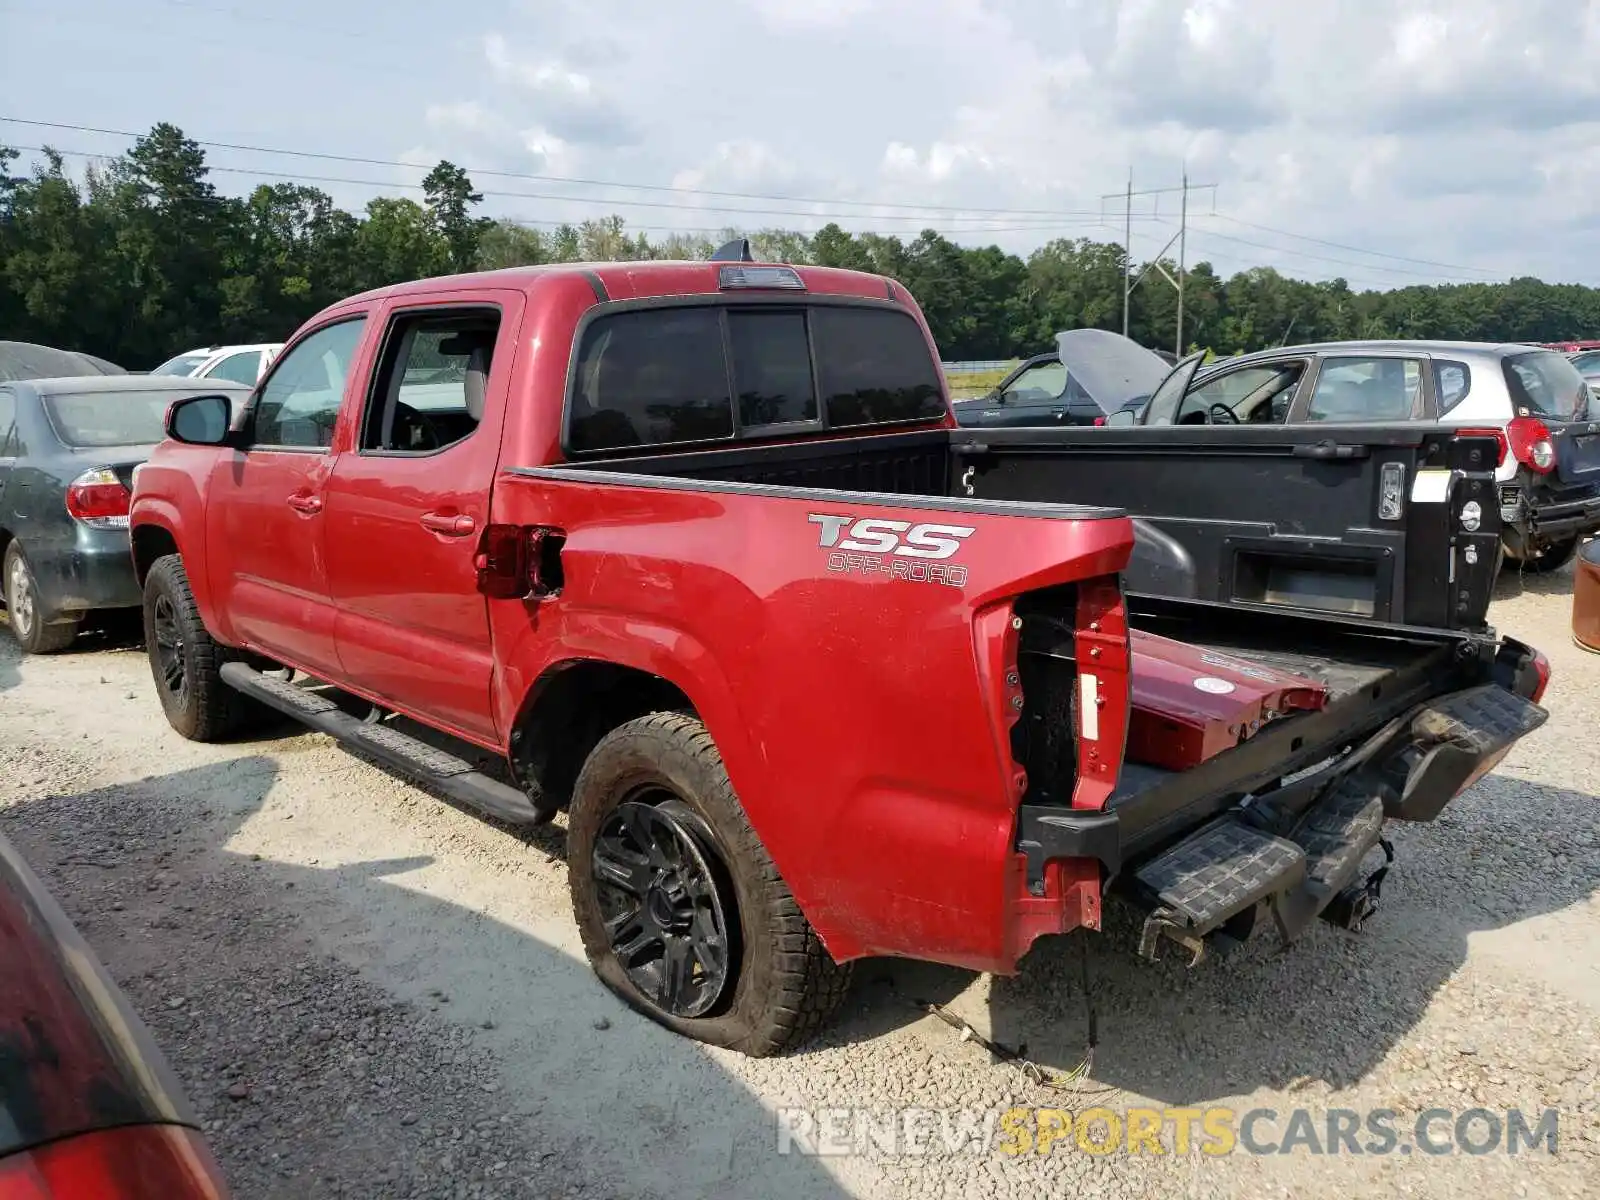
[565, 302, 943, 454]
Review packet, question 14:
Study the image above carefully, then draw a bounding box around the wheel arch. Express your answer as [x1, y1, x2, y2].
[130, 521, 181, 587]
[508, 657, 697, 815]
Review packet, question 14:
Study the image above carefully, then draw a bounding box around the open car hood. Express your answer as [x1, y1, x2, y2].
[1053, 329, 1172, 413]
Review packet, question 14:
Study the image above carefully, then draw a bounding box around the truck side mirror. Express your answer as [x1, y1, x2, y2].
[166, 393, 234, 446]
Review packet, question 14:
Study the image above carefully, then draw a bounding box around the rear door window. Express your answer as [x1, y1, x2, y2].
[1306, 357, 1423, 422]
[361, 311, 501, 453]
[1504, 351, 1588, 421]
[566, 302, 943, 453]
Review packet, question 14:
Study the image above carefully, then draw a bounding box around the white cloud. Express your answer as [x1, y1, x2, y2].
[480, 33, 638, 146]
[408, 0, 1600, 283]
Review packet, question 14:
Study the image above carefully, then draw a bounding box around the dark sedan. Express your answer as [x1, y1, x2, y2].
[1, 376, 251, 653]
[0, 340, 126, 382]
[0, 828, 231, 1197]
[953, 329, 1172, 427]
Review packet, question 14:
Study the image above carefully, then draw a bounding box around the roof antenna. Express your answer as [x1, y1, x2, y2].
[710, 238, 755, 263]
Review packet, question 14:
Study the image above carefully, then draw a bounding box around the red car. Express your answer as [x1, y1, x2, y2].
[0, 831, 229, 1197]
[128, 246, 1551, 1055]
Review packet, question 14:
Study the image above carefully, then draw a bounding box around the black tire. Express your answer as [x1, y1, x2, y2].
[567, 712, 852, 1056]
[3, 542, 78, 654]
[1504, 534, 1579, 574]
[142, 554, 262, 741]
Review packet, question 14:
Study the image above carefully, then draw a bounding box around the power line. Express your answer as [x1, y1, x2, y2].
[7, 143, 1121, 229]
[1206, 212, 1500, 277]
[0, 117, 1125, 220]
[4, 144, 1131, 236]
[1157, 217, 1497, 283]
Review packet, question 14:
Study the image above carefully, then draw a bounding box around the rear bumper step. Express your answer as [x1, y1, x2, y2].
[1134, 817, 1304, 964]
[1134, 773, 1392, 964]
[1129, 673, 1546, 963]
[1383, 684, 1547, 822]
[218, 662, 543, 826]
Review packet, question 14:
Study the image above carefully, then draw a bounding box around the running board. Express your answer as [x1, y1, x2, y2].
[218, 662, 542, 826]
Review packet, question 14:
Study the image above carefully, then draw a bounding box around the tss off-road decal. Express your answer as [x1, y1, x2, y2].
[808, 514, 974, 588]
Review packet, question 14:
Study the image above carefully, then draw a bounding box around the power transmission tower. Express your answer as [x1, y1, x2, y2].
[1101, 172, 1217, 354]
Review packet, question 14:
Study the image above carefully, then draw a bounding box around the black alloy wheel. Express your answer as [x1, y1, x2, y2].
[591, 794, 733, 1019]
[150, 591, 187, 706]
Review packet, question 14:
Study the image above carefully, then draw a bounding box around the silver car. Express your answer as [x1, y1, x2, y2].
[1099, 339, 1600, 572]
[1569, 348, 1600, 403]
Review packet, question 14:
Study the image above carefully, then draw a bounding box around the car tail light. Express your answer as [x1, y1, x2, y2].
[1070, 576, 1130, 813]
[1528, 647, 1552, 704]
[1092, 416, 1106, 426]
[1507, 416, 1556, 474]
[64, 468, 132, 529]
[0, 1125, 229, 1199]
[473, 524, 566, 599]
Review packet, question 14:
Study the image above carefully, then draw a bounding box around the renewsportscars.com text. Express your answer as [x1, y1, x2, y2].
[774, 1105, 1562, 1158]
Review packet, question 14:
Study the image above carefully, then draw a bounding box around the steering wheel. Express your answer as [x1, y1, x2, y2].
[1208, 402, 1240, 426]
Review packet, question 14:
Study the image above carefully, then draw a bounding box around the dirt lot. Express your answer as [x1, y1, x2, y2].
[1, 569, 1596, 1200]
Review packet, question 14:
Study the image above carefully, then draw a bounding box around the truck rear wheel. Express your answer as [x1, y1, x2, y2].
[567, 712, 852, 1056]
[142, 554, 262, 742]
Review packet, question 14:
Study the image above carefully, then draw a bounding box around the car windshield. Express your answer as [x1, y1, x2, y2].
[43, 390, 178, 447]
[1503, 352, 1589, 421]
[149, 353, 210, 377]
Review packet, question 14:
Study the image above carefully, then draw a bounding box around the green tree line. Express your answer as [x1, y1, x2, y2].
[3, 123, 1597, 369]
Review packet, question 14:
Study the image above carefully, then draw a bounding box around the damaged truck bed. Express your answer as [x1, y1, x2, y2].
[1017, 591, 1547, 963]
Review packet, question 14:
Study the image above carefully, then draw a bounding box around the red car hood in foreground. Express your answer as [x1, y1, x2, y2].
[0, 831, 229, 1198]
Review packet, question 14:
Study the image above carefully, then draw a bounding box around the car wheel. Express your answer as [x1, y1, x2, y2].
[567, 711, 852, 1056]
[3, 543, 78, 654]
[1505, 534, 1579, 574]
[142, 553, 263, 741]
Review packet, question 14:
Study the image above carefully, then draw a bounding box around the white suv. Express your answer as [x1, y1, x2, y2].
[149, 343, 283, 386]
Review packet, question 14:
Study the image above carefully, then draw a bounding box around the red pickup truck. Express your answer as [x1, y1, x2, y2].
[128, 250, 1552, 1055]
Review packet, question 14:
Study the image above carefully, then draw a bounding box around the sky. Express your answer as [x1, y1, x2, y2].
[3, 0, 1599, 290]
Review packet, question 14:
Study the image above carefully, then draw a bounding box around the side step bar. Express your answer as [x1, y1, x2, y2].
[219, 662, 543, 826]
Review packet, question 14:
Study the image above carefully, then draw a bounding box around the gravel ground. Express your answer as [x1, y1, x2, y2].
[1, 568, 1596, 1200]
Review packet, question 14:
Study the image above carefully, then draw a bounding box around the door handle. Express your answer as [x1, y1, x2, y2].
[1292, 440, 1370, 461]
[286, 492, 322, 515]
[421, 511, 476, 537]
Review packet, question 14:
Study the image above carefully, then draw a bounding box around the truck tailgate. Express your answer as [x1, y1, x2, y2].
[951, 424, 1504, 632]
